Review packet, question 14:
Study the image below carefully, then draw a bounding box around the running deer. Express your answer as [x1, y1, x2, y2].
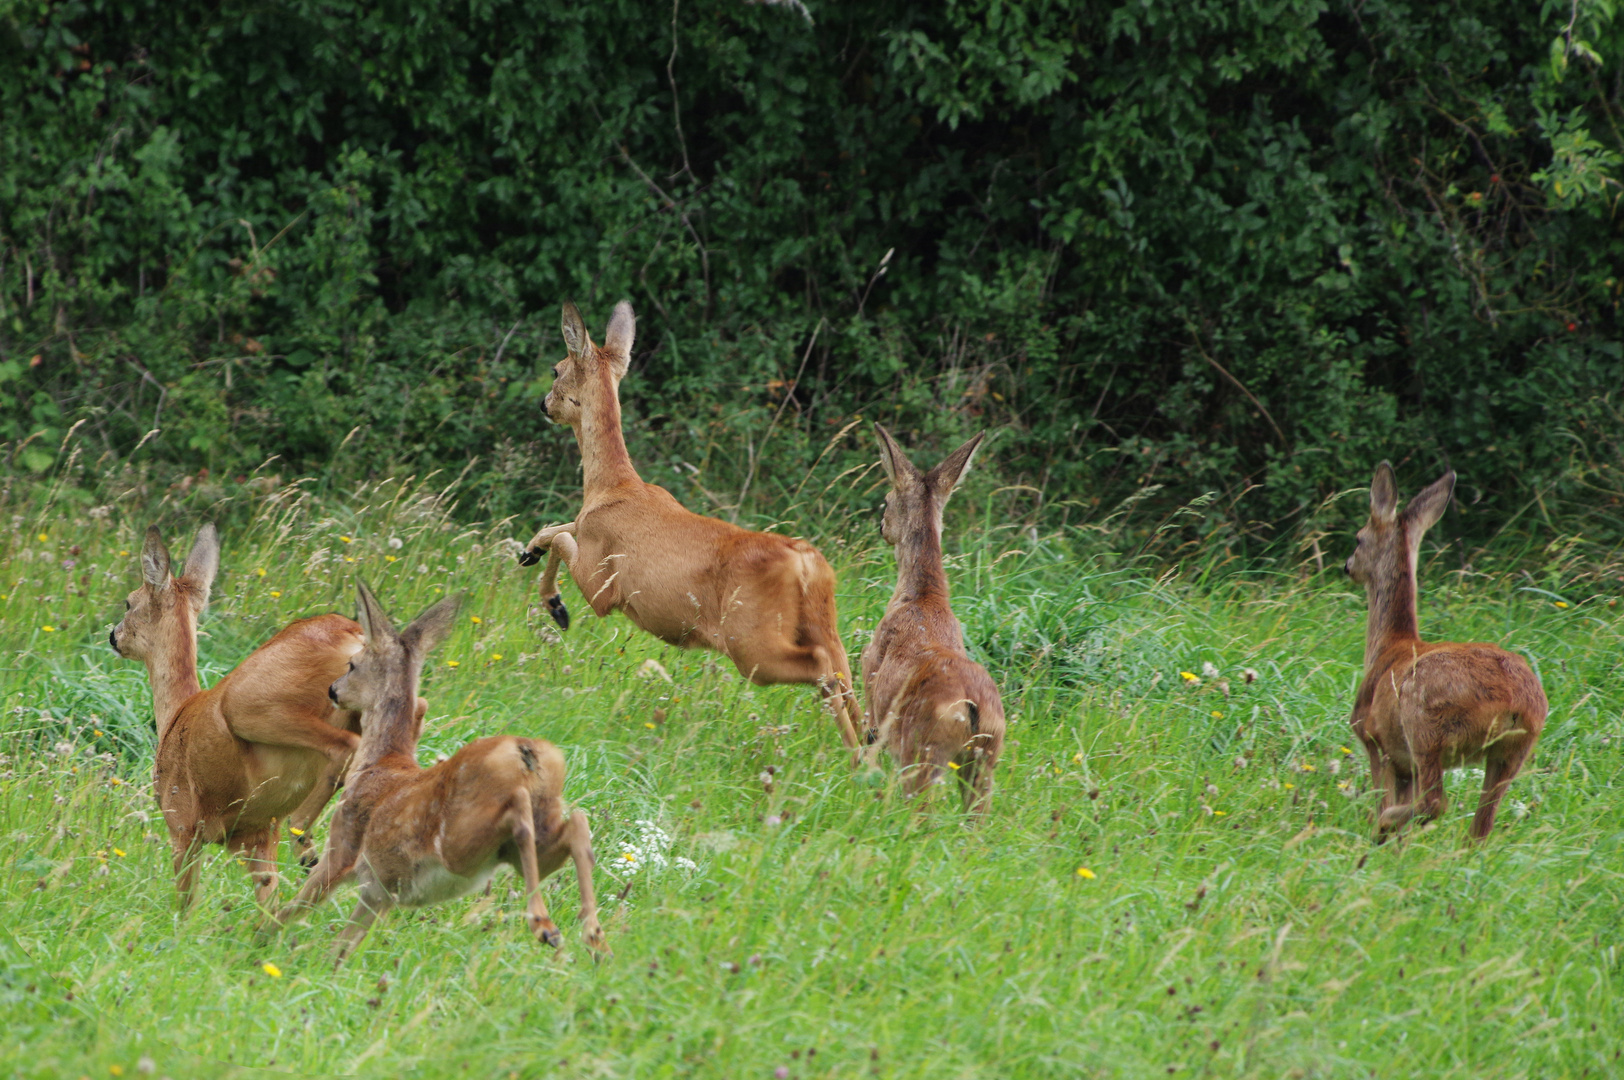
[263, 581, 606, 964]
[518, 301, 863, 751]
[1345, 463, 1547, 841]
[861, 426, 1004, 813]
[110, 525, 364, 908]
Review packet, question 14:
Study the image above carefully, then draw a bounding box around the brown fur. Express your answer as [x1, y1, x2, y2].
[264, 582, 606, 965]
[861, 426, 1006, 813]
[110, 525, 363, 909]
[1345, 463, 1548, 841]
[520, 301, 863, 751]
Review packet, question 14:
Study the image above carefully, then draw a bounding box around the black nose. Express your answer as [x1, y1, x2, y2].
[328, 684, 339, 704]
[108, 628, 120, 655]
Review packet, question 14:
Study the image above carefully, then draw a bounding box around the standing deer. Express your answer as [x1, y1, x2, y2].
[1345, 463, 1548, 841]
[263, 581, 606, 964]
[518, 300, 864, 751]
[110, 525, 364, 909]
[862, 426, 1005, 813]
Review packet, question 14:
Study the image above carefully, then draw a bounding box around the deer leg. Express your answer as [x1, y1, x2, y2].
[960, 747, 995, 816]
[563, 811, 607, 954]
[171, 827, 205, 912]
[506, 787, 562, 947]
[519, 521, 577, 566]
[227, 707, 359, 769]
[262, 844, 356, 936]
[284, 773, 340, 869]
[242, 827, 280, 911]
[331, 888, 391, 967]
[538, 532, 579, 630]
[1471, 742, 1531, 840]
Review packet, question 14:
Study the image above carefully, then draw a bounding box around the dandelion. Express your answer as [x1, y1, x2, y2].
[36, 532, 48, 543]
[1340, 746, 1353, 755]
[1284, 782, 1295, 790]
[1072, 752, 1082, 764]
[1553, 601, 1569, 609]
[340, 535, 354, 544]
[41, 625, 56, 633]
[644, 722, 656, 730]
[469, 615, 482, 624]
[113, 848, 126, 857]
[110, 1067, 124, 1077]
[136, 1057, 155, 1075]
[1201, 661, 1221, 680]
[94, 729, 103, 737]
[388, 537, 403, 549]
[949, 761, 962, 771]
[261, 962, 282, 978]
[385, 555, 397, 562]
[118, 549, 129, 556]
[256, 568, 267, 577]
[109, 777, 123, 786]
[1179, 671, 1200, 685]
[489, 654, 503, 662]
[1213, 810, 1227, 817]
[1211, 711, 1223, 719]
[289, 827, 305, 837]
[343, 556, 355, 563]
[446, 660, 460, 668]
[269, 591, 282, 598]
[1076, 867, 1096, 879]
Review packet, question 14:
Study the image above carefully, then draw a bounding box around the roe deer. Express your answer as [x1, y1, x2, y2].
[1345, 463, 1547, 841]
[861, 426, 1005, 813]
[264, 581, 606, 964]
[518, 301, 863, 752]
[110, 525, 364, 908]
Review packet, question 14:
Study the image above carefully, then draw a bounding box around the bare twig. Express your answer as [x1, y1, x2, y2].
[667, 0, 693, 181]
[735, 318, 823, 519]
[1185, 330, 1289, 448]
[619, 145, 711, 317]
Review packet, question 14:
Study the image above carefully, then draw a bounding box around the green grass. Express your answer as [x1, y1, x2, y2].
[2, 476, 1623, 1078]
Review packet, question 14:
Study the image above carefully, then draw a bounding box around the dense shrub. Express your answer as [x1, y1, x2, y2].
[2, 0, 1621, 553]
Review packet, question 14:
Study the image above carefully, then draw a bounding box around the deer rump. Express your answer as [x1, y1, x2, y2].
[350, 735, 567, 909]
[874, 646, 1005, 783]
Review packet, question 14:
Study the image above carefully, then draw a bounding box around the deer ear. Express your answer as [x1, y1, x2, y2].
[141, 526, 172, 590]
[561, 301, 591, 359]
[1403, 469, 1455, 534]
[1369, 461, 1398, 523]
[180, 522, 220, 604]
[354, 578, 397, 645]
[927, 431, 985, 498]
[402, 592, 464, 657]
[873, 424, 920, 491]
[602, 301, 635, 379]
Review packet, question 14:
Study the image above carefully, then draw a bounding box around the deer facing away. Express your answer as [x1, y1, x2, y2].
[263, 581, 606, 964]
[518, 300, 864, 752]
[861, 426, 1005, 812]
[1345, 463, 1547, 841]
[110, 525, 364, 908]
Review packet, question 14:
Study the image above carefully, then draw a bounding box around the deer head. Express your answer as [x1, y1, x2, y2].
[1345, 461, 1456, 585]
[110, 524, 220, 660]
[544, 301, 635, 427]
[873, 426, 984, 549]
[329, 579, 461, 725]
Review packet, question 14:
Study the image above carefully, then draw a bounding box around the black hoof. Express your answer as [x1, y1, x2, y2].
[542, 928, 563, 949]
[518, 547, 542, 567]
[547, 595, 570, 631]
[864, 728, 879, 745]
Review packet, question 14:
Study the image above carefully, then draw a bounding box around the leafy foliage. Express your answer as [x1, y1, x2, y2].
[2, 0, 1622, 552]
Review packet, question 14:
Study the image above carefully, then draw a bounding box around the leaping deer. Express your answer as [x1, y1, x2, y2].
[862, 426, 1004, 813]
[518, 301, 864, 752]
[110, 525, 364, 909]
[1345, 462, 1548, 841]
[262, 581, 606, 965]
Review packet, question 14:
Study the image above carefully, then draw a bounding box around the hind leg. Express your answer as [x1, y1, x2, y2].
[240, 827, 280, 911]
[331, 887, 391, 966]
[170, 827, 205, 912]
[1472, 740, 1533, 840]
[737, 643, 863, 753]
[1375, 766, 1417, 841]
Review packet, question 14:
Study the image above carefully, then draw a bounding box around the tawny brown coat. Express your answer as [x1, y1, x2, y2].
[861, 426, 1005, 812]
[521, 301, 863, 750]
[111, 525, 363, 908]
[266, 582, 605, 965]
[1346, 463, 1547, 840]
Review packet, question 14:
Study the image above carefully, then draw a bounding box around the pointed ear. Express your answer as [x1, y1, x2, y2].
[561, 301, 591, 359]
[354, 578, 397, 645]
[401, 592, 464, 658]
[180, 522, 220, 600]
[873, 424, 919, 490]
[602, 301, 635, 379]
[141, 526, 172, 590]
[1403, 469, 1456, 534]
[926, 431, 985, 499]
[1369, 461, 1398, 523]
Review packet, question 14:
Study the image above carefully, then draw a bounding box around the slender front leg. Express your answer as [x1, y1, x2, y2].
[564, 811, 607, 955]
[262, 845, 355, 936]
[285, 755, 350, 869]
[519, 521, 577, 566]
[506, 787, 562, 947]
[332, 888, 391, 966]
[242, 827, 281, 911]
[538, 532, 580, 630]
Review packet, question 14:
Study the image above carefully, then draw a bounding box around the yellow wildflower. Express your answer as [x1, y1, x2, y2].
[1179, 671, 1199, 683]
[469, 615, 482, 624]
[94, 729, 103, 736]
[1212, 810, 1227, 817]
[1211, 711, 1223, 719]
[36, 532, 48, 543]
[1301, 763, 1316, 773]
[118, 549, 129, 556]
[1340, 746, 1353, 755]
[109, 777, 123, 786]
[644, 722, 656, 730]
[41, 625, 55, 633]
[446, 660, 460, 668]
[1284, 782, 1295, 790]
[289, 827, 305, 837]
[489, 654, 503, 662]
[110, 1067, 124, 1077]
[1553, 601, 1569, 609]
[951, 762, 963, 771]
[269, 591, 282, 598]
[1075, 867, 1096, 879]
[256, 567, 266, 577]
[340, 535, 353, 544]
[261, 962, 282, 978]
[343, 556, 354, 563]
[385, 555, 397, 562]
[113, 848, 126, 857]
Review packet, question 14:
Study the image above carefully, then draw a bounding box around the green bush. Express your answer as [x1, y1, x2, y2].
[2, 0, 1621, 554]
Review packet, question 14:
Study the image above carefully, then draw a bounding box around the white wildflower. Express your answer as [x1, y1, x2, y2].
[1201, 661, 1221, 680]
[388, 537, 403, 549]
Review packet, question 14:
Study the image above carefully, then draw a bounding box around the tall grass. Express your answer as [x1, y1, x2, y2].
[1, 471, 1622, 1078]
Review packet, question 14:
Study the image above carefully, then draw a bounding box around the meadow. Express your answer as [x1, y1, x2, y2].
[2, 471, 1622, 1079]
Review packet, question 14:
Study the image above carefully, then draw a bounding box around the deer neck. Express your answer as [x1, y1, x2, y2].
[146, 615, 202, 741]
[576, 374, 639, 495]
[354, 670, 425, 771]
[1363, 547, 1421, 669]
[890, 525, 952, 609]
